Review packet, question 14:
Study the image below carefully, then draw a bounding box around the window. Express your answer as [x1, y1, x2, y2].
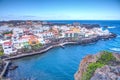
[4, 47, 7, 49]
[8, 47, 11, 48]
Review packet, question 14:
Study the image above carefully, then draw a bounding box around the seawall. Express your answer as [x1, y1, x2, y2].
[3, 33, 116, 61]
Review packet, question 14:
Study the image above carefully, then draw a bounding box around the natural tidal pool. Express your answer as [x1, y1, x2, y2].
[6, 20, 120, 80]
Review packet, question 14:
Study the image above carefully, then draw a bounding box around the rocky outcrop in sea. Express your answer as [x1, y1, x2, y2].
[74, 51, 120, 80]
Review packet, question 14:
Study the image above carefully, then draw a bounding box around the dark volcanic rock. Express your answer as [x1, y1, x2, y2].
[77, 33, 116, 45]
[91, 65, 120, 80]
[74, 53, 100, 80]
[81, 24, 100, 29]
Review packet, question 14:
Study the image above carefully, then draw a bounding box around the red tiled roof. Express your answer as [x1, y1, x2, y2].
[19, 35, 38, 40]
[4, 41, 12, 46]
[5, 33, 12, 37]
[65, 30, 74, 33]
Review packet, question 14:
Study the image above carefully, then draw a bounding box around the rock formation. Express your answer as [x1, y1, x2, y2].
[74, 51, 120, 80]
[91, 65, 120, 80]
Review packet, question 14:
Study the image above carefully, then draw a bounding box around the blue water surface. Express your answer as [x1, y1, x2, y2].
[6, 20, 120, 80]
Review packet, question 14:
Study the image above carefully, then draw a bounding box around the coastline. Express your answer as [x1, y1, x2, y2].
[0, 33, 117, 79]
[0, 42, 77, 79]
[3, 33, 116, 61]
[3, 41, 77, 61]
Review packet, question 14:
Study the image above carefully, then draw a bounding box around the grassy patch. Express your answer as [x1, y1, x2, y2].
[0, 51, 4, 56]
[31, 43, 43, 50]
[3, 31, 13, 35]
[82, 62, 104, 80]
[82, 51, 116, 80]
[0, 46, 4, 56]
[97, 51, 116, 64]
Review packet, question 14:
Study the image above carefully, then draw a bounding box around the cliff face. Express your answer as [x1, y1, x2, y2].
[74, 55, 97, 80]
[91, 65, 120, 80]
[74, 52, 120, 80]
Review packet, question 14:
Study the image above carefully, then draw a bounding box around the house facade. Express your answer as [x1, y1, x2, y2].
[2, 41, 17, 54]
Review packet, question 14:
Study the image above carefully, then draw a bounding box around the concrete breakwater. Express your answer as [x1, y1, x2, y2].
[0, 61, 10, 79]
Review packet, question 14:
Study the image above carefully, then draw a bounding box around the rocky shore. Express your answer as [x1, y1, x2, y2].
[74, 51, 120, 80]
[77, 33, 116, 44]
[91, 65, 120, 80]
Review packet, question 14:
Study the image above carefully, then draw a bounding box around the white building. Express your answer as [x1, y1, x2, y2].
[32, 28, 43, 34]
[2, 41, 17, 54]
[13, 28, 24, 37]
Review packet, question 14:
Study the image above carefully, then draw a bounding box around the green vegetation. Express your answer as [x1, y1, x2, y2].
[0, 51, 4, 56]
[31, 43, 43, 51]
[97, 51, 116, 64]
[3, 31, 13, 35]
[0, 46, 4, 56]
[22, 43, 43, 52]
[82, 62, 104, 80]
[82, 51, 116, 80]
[72, 37, 78, 41]
[23, 46, 31, 52]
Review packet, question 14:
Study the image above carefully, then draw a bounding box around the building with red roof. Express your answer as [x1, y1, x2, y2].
[2, 40, 16, 54]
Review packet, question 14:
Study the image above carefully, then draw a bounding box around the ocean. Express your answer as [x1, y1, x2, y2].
[6, 20, 120, 80]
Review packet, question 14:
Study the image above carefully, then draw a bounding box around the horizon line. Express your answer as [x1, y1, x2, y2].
[0, 19, 120, 21]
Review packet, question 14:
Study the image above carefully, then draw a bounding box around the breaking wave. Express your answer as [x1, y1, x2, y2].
[110, 48, 120, 52]
[108, 26, 116, 29]
[117, 35, 120, 38]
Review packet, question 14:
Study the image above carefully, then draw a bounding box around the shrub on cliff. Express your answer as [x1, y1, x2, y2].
[82, 62, 104, 80]
[97, 51, 116, 65]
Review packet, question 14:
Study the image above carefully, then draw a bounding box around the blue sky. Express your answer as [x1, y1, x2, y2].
[0, 0, 120, 20]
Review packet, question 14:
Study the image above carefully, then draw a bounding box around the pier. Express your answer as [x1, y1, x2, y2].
[0, 61, 10, 79]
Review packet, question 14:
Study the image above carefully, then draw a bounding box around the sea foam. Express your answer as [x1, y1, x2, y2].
[108, 26, 116, 29]
[110, 48, 120, 52]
